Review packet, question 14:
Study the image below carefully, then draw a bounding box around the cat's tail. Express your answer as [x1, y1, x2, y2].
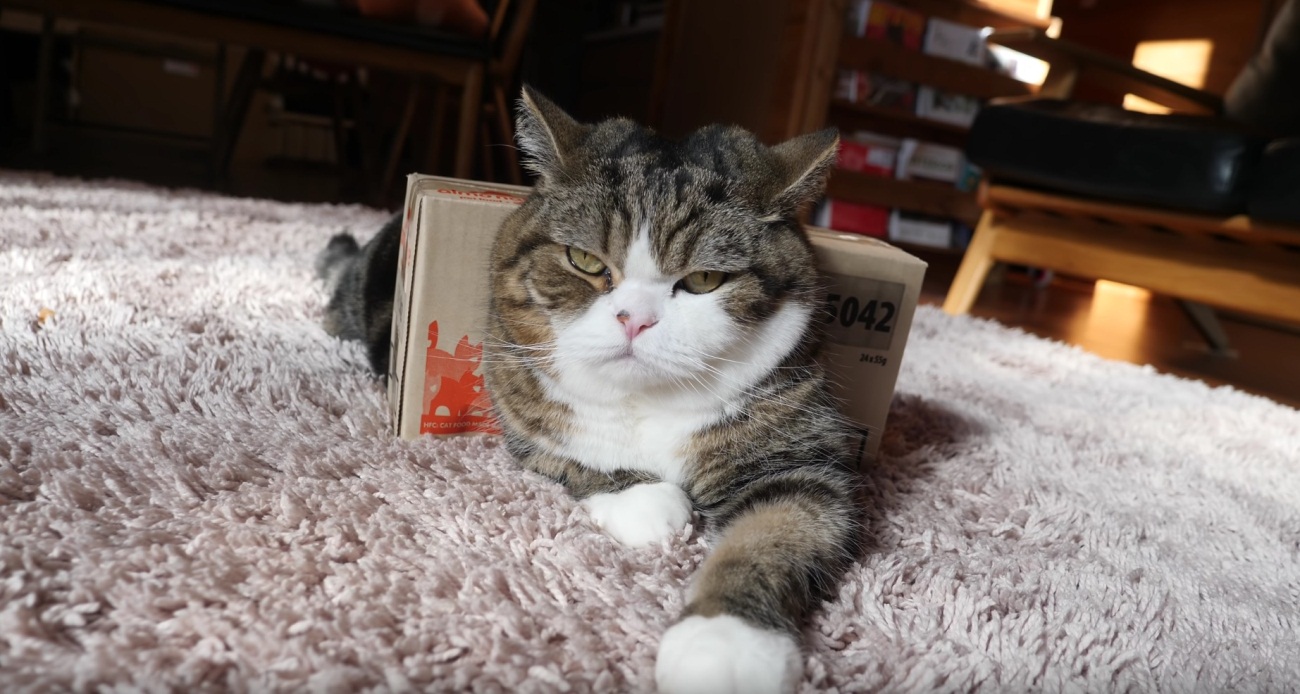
[315, 233, 361, 283]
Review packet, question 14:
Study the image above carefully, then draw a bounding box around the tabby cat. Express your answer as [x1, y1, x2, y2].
[317, 88, 862, 693]
[316, 212, 401, 376]
[484, 89, 861, 693]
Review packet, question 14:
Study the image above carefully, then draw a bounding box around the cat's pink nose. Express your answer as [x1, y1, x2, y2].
[617, 310, 657, 340]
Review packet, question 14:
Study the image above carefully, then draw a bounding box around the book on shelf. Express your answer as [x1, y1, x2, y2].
[896, 139, 964, 183]
[836, 70, 918, 112]
[845, 0, 925, 50]
[888, 210, 954, 248]
[922, 17, 988, 66]
[915, 86, 981, 128]
[816, 199, 891, 239]
[838, 131, 903, 177]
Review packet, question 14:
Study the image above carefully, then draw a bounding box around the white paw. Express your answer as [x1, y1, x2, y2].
[655, 615, 802, 694]
[582, 482, 692, 547]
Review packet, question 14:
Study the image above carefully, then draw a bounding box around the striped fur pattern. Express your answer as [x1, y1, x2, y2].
[487, 88, 862, 692]
[315, 213, 402, 376]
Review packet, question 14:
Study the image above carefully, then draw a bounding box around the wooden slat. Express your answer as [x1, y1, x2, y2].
[828, 170, 982, 226]
[983, 184, 1300, 247]
[838, 37, 1034, 101]
[829, 100, 969, 147]
[986, 28, 1223, 114]
[0, 0, 481, 83]
[891, 0, 1052, 31]
[980, 211, 1300, 325]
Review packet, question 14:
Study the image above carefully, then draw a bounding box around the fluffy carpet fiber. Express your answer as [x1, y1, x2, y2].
[2, 172, 1299, 692]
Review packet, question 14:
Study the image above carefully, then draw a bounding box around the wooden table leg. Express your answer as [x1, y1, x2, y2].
[494, 82, 522, 184]
[380, 75, 421, 202]
[211, 48, 265, 187]
[422, 83, 450, 175]
[32, 14, 54, 155]
[208, 43, 227, 186]
[453, 64, 484, 180]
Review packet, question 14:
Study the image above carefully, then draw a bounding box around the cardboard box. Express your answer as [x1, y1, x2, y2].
[388, 177, 529, 439]
[390, 175, 926, 462]
[922, 17, 987, 66]
[806, 226, 926, 459]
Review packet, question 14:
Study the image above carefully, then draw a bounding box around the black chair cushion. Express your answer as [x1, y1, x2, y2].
[967, 99, 1268, 215]
[1248, 138, 1300, 224]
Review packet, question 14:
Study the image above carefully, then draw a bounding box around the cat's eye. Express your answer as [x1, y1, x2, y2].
[566, 247, 607, 276]
[680, 270, 728, 294]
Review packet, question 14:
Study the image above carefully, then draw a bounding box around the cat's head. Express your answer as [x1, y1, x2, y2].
[488, 87, 837, 402]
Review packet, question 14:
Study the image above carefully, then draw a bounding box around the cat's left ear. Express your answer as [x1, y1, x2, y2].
[516, 85, 590, 186]
[768, 128, 840, 217]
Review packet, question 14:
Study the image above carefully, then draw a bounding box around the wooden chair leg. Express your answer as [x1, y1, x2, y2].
[478, 121, 497, 182]
[330, 79, 351, 174]
[381, 76, 421, 202]
[32, 14, 54, 155]
[211, 48, 266, 187]
[493, 83, 522, 184]
[210, 43, 227, 185]
[943, 210, 1001, 315]
[348, 77, 379, 198]
[424, 84, 449, 175]
[453, 64, 485, 179]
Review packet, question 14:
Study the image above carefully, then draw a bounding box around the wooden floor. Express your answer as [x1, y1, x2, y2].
[918, 252, 1300, 409]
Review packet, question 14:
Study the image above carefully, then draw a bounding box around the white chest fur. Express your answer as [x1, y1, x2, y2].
[543, 388, 721, 485]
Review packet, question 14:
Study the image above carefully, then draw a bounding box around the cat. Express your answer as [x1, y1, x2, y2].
[316, 87, 863, 693]
[315, 212, 401, 376]
[484, 88, 861, 694]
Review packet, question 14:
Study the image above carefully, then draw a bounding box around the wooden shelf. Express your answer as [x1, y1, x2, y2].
[891, 0, 1052, 31]
[838, 37, 1034, 101]
[828, 100, 969, 147]
[818, 1, 1057, 251]
[826, 169, 983, 227]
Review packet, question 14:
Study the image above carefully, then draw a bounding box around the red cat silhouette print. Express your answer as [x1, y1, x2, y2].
[420, 321, 498, 435]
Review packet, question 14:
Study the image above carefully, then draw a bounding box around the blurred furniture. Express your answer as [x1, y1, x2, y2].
[1, 0, 535, 194]
[944, 0, 1300, 341]
[652, 0, 1051, 252]
[820, 0, 1051, 239]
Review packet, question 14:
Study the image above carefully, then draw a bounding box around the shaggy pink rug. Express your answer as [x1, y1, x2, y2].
[2, 171, 1299, 692]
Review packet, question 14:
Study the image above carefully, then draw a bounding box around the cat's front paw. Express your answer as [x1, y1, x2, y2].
[582, 482, 691, 547]
[655, 615, 802, 694]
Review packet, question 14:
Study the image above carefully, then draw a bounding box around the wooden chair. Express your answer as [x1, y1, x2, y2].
[377, 0, 536, 194]
[943, 19, 1300, 350]
[5, 0, 536, 200]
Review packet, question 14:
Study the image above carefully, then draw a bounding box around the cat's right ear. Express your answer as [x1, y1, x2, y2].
[516, 86, 589, 186]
